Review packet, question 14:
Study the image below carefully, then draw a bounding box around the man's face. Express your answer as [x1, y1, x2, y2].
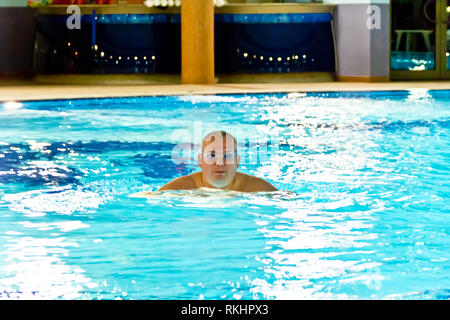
[198, 135, 240, 189]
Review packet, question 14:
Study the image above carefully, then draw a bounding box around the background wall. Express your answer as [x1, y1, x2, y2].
[0, 0, 27, 6]
[0, 0, 391, 80]
[325, 0, 390, 80]
[370, 2, 389, 79]
[0, 2, 36, 78]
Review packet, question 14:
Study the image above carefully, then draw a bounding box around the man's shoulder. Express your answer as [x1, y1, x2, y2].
[158, 172, 201, 191]
[235, 172, 277, 192]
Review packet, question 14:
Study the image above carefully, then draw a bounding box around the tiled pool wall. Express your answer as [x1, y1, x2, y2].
[33, 13, 336, 74]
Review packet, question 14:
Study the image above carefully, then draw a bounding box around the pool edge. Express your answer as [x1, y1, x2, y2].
[1, 81, 450, 102]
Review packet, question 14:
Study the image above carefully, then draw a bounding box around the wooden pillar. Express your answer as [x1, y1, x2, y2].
[181, 0, 215, 84]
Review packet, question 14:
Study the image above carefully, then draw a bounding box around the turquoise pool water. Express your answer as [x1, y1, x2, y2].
[0, 90, 449, 299]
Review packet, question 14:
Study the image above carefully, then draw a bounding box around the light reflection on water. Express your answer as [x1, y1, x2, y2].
[0, 90, 449, 299]
[0, 229, 96, 299]
[246, 193, 383, 299]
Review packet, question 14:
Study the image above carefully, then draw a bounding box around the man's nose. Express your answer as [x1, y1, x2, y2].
[215, 156, 224, 166]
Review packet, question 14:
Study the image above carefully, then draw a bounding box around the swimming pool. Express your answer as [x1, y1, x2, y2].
[0, 90, 448, 299]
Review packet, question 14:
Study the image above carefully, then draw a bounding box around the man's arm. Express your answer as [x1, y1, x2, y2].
[235, 173, 277, 192]
[129, 174, 198, 197]
[158, 174, 198, 191]
[247, 177, 278, 192]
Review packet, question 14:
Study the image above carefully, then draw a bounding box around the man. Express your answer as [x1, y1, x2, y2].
[150, 131, 277, 193]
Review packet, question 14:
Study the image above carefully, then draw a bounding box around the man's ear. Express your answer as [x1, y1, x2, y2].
[236, 154, 240, 168]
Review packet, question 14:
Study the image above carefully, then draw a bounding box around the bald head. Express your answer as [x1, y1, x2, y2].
[201, 131, 238, 153]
